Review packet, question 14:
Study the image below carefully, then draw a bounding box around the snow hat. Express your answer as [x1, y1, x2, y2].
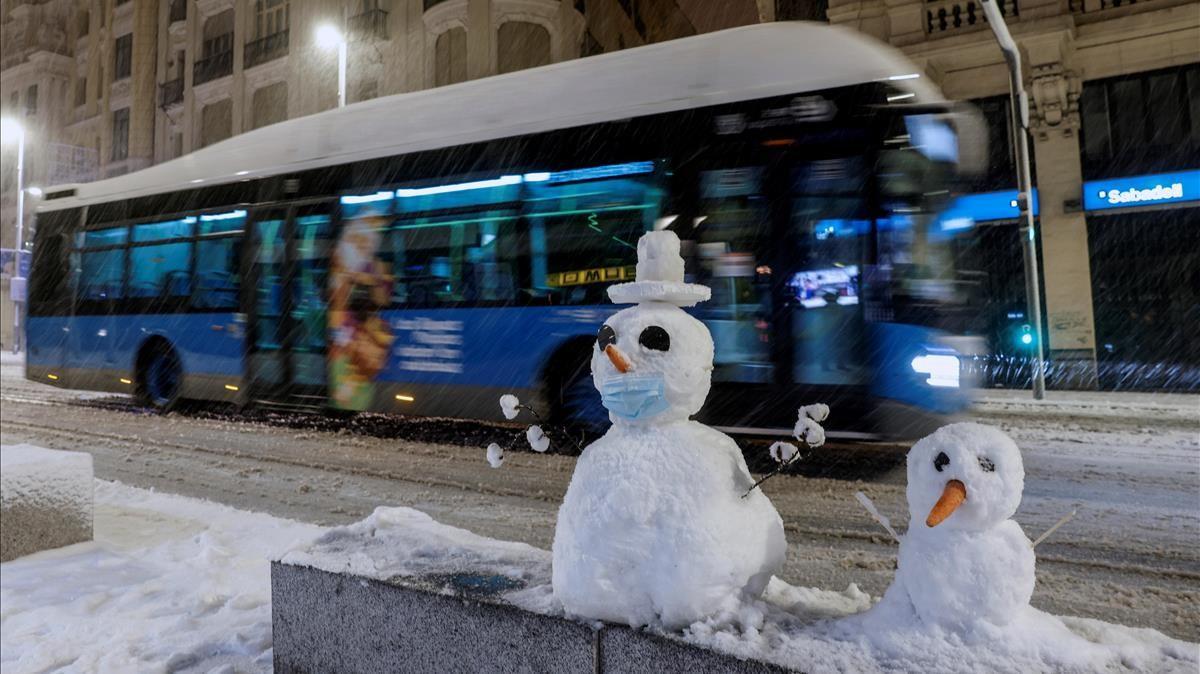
[607, 231, 710, 307]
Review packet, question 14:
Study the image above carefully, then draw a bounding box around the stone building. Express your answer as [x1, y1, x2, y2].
[2, 0, 1197, 383]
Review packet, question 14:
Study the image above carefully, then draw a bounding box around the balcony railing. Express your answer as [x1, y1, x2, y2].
[349, 9, 389, 41]
[159, 78, 184, 107]
[193, 49, 232, 85]
[245, 30, 289, 68]
[925, 0, 1018, 35]
[1067, 0, 1137, 12]
[169, 0, 187, 23]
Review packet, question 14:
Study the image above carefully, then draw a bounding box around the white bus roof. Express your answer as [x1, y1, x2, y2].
[42, 22, 940, 212]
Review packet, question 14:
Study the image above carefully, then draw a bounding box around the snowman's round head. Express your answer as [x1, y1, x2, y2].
[591, 302, 714, 425]
[906, 423, 1024, 532]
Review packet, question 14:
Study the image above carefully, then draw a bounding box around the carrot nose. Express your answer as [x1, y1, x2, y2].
[605, 344, 632, 374]
[926, 479, 967, 527]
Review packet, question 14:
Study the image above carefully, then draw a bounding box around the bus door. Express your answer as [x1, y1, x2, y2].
[244, 203, 333, 404]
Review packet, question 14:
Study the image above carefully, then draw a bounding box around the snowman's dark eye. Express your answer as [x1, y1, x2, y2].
[978, 456, 995, 472]
[639, 326, 671, 351]
[597, 325, 617, 350]
[934, 452, 950, 472]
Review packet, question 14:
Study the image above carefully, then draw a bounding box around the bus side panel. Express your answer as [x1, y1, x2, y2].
[60, 312, 245, 400]
[25, 316, 70, 385]
[338, 305, 615, 419]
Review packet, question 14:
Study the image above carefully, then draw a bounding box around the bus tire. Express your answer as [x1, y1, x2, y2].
[135, 339, 183, 413]
[547, 341, 608, 437]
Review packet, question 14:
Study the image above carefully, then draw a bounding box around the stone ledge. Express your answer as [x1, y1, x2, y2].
[272, 563, 794, 674]
[0, 445, 94, 562]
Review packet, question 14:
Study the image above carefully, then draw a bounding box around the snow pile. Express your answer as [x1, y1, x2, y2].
[1, 480, 322, 674]
[282, 505, 551, 591]
[1, 444, 94, 562]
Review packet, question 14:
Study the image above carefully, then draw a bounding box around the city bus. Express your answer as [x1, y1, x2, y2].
[27, 22, 987, 440]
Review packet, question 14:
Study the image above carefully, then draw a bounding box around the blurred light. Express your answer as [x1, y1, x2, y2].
[119, 378, 132, 385]
[190, 178, 203, 184]
[911, 354, 960, 388]
[1021, 333, 1033, 345]
[654, 215, 678, 230]
[224, 384, 240, 391]
[341, 191, 394, 204]
[46, 373, 59, 380]
[522, 172, 550, 182]
[395, 394, 415, 402]
[235, 170, 250, 176]
[0, 117, 23, 143]
[888, 73, 921, 81]
[547, 161, 655, 184]
[396, 175, 521, 197]
[887, 92, 916, 102]
[200, 209, 246, 221]
[315, 24, 344, 50]
[27, 186, 43, 197]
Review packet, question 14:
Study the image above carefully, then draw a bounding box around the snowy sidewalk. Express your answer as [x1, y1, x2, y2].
[973, 388, 1198, 422]
[0, 481, 321, 673]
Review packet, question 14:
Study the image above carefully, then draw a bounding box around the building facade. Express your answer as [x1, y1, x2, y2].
[3, 0, 1197, 384]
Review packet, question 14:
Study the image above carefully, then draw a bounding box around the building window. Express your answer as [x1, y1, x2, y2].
[254, 0, 289, 39]
[968, 95, 1037, 190]
[434, 27, 467, 87]
[1079, 64, 1199, 179]
[498, 22, 551, 74]
[78, 10, 90, 38]
[25, 85, 37, 116]
[75, 77, 87, 107]
[114, 34, 133, 81]
[112, 108, 130, 161]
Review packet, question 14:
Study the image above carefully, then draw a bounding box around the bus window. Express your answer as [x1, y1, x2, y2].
[194, 211, 245, 311]
[694, 166, 773, 384]
[129, 217, 195, 300]
[525, 167, 663, 305]
[789, 158, 869, 387]
[386, 178, 521, 307]
[76, 248, 126, 301]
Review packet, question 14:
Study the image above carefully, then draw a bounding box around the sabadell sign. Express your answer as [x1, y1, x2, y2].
[1083, 170, 1200, 212]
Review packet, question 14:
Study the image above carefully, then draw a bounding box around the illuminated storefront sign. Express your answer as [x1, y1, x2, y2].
[934, 189, 1040, 232]
[1083, 170, 1200, 211]
[547, 265, 636, 287]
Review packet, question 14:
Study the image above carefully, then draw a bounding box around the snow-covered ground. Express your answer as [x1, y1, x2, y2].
[1, 480, 321, 673]
[2, 356, 1197, 643]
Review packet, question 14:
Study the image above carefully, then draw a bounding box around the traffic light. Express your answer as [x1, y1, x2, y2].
[1018, 324, 1034, 347]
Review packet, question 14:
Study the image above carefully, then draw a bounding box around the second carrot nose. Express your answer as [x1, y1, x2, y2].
[605, 344, 632, 373]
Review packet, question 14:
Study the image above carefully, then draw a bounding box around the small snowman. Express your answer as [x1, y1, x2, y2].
[869, 422, 1034, 632]
[551, 231, 787, 629]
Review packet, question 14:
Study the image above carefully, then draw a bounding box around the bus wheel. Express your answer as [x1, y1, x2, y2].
[136, 341, 183, 412]
[552, 350, 608, 436]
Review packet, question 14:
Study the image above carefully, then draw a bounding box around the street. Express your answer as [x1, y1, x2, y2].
[1, 356, 1197, 642]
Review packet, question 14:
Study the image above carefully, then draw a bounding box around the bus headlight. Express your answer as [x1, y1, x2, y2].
[911, 353, 960, 388]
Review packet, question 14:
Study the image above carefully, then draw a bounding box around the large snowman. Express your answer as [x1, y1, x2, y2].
[868, 422, 1034, 632]
[551, 231, 787, 629]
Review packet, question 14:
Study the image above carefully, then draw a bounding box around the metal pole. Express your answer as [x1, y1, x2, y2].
[13, 127, 24, 354]
[980, 0, 1046, 399]
[337, 40, 347, 108]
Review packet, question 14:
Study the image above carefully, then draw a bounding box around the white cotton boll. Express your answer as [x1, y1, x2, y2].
[800, 403, 830, 423]
[526, 425, 551, 453]
[485, 443, 505, 468]
[499, 394, 520, 420]
[794, 417, 826, 447]
[769, 441, 799, 463]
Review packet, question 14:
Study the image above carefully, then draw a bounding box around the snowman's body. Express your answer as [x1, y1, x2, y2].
[553, 420, 785, 628]
[868, 423, 1035, 631]
[550, 232, 786, 629]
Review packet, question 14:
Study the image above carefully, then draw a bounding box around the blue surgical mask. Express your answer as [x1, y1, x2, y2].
[600, 374, 670, 421]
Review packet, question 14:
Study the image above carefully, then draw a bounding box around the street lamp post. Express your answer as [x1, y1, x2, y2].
[1, 117, 26, 353]
[315, 24, 347, 108]
[979, 0, 1047, 400]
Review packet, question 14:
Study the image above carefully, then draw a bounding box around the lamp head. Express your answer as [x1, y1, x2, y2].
[315, 24, 344, 50]
[1, 117, 24, 144]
